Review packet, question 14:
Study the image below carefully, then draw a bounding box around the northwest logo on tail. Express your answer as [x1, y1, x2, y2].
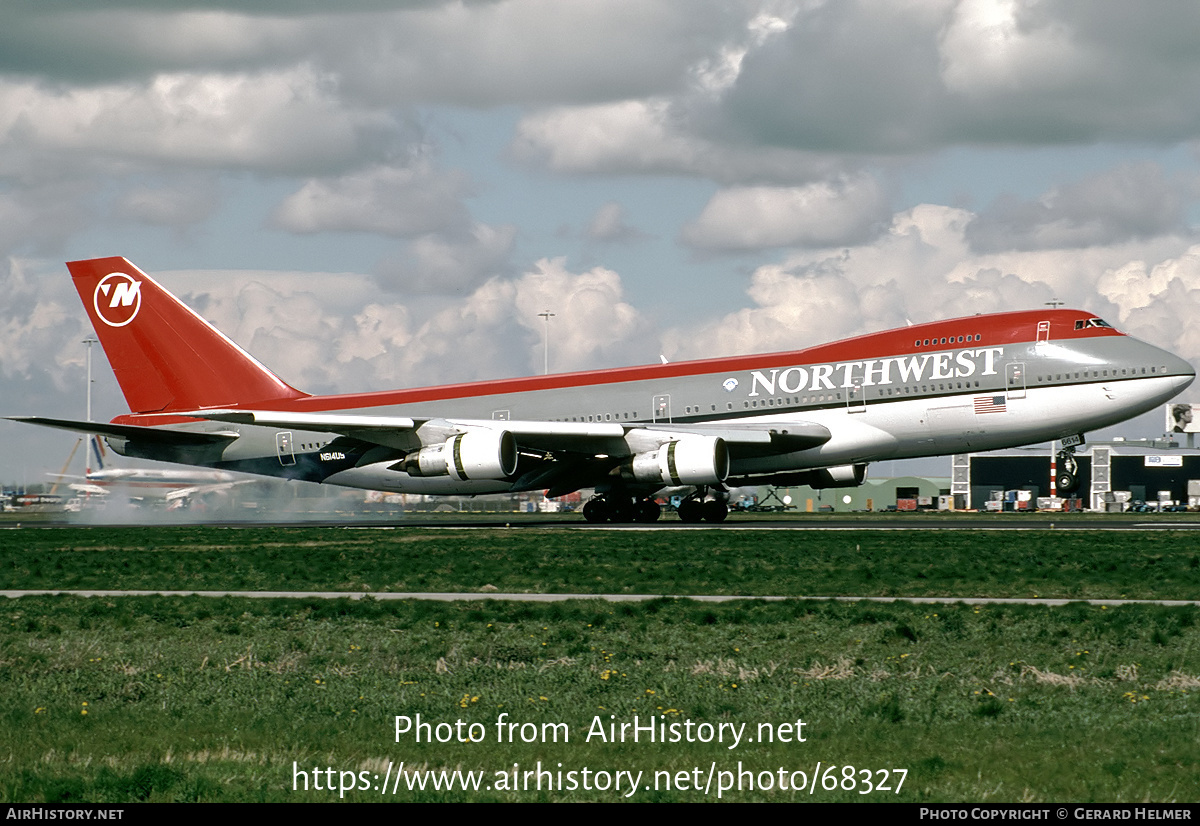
[93, 272, 142, 327]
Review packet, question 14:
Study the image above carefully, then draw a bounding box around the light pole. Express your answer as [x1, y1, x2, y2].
[83, 337, 97, 422]
[538, 311, 555, 375]
[84, 337, 97, 476]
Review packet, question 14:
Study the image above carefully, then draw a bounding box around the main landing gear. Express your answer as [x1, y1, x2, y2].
[676, 492, 728, 524]
[582, 490, 729, 524]
[1055, 447, 1080, 494]
[582, 495, 662, 523]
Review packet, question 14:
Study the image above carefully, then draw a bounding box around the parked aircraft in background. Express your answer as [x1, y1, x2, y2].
[10, 257, 1195, 522]
[51, 436, 251, 508]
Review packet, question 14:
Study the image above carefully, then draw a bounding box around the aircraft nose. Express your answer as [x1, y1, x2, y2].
[1162, 350, 1196, 394]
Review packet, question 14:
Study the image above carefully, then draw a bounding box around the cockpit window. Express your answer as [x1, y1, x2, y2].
[1074, 318, 1114, 330]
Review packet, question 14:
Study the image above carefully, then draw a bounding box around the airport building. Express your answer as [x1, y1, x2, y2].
[950, 440, 1200, 511]
[741, 475, 953, 513]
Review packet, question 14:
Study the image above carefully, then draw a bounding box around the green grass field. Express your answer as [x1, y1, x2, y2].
[2, 525, 1199, 802]
[3, 523, 1200, 599]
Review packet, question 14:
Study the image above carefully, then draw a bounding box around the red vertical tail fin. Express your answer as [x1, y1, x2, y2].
[68, 257, 307, 414]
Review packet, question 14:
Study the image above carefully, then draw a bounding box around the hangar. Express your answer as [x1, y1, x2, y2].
[950, 440, 1200, 511]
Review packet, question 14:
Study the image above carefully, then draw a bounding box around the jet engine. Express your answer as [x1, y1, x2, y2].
[623, 436, 729, 486]
[402, 431, 518, 481]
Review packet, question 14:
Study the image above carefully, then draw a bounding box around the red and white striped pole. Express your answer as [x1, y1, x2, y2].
[1050, 442, 1056, 497]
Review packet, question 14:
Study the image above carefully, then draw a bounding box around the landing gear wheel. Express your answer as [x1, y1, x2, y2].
[609, 498, 636, 524]
[583, 498, 610, 523]
[1056, 472, 1078, 494]
[677, 499, 704, 523]
[635, 499, 661, 523]
[702, 500, 728, 523]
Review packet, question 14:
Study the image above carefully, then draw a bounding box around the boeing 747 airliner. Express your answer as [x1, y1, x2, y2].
[11, 257, 1195, 522]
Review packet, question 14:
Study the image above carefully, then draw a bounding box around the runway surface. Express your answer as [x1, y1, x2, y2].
[4, 589, 1198, 607]
[10, 515, 1200, 530]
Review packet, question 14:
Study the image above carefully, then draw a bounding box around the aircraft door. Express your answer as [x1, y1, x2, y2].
[1006, 362, 1027, 400]
[276, 431, 296, 466]
[1036, 320, 1050, 346]
[652, 394, 671, 423]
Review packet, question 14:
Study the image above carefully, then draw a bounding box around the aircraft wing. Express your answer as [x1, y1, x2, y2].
[190, 409, 831, 456]
[17, 409, 832, 498]
[8, 416, 238, 446]
[16, 409, 831, 466]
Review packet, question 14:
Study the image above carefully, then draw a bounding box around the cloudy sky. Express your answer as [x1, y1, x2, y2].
[4, 0, 1200, 486]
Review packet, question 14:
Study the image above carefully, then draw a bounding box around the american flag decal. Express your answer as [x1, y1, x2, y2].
[974, 395, 1007, 414]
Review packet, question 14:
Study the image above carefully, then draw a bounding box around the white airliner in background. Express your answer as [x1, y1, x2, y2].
[10, 257, 1195, 522]
[52, 436, 251, 508]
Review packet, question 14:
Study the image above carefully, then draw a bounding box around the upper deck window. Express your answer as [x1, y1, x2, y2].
[1074, 318, 1114, 330]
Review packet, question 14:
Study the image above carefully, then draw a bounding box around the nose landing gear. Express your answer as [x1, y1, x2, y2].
[1055, 447, 1080, 494]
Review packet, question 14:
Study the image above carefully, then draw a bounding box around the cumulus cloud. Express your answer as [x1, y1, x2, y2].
[0, 181, 98, 253]
[511, 99, 846, 185]
[0, 9, 305, 83]
[271, 163, 472, 237]
[965, 163, 1194, 252]
[0, 69, 400, 176]
[374, 223, 518, 295]
[0, 259, 92, 387]
[512, 0, 1200, 179]
[322, 1, 737, 107]
[0, 2, 737, 103]
[1096, 248, 1200, 368]
[938, 0, 1091, 98]
[586, 202, 644, 243]
[114, 177, 221, 228]
[680, 175, 891, 251]
[662, 203, 1200, 371]
[714, 1, 1200, 152]
[153, 258, 655, 395]
[380, 258, 655, 383]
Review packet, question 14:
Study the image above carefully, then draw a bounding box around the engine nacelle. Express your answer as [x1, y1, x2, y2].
[729, 463, 868, 489]
[402, 431, 518, 481]
[813, 463, 867, 488]
[624, 437, 729, 486]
